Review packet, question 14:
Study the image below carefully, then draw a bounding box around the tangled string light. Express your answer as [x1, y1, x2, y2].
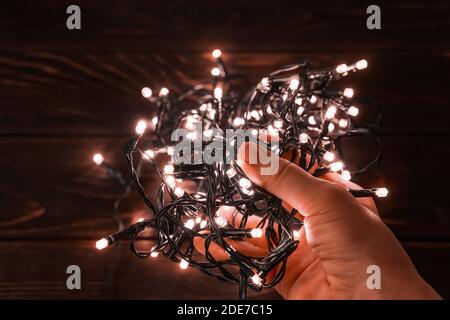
[93, 49, 387, 299]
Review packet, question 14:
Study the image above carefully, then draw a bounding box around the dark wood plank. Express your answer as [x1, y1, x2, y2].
[0, 240, 448, 299]
[0, 136, 449, 240]
[0, 1, 448, 53]
[0, 52, 448, 135]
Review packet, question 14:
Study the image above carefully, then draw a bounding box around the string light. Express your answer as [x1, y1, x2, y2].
[95, 51, 384, 299]
[92, 153, 104, 166]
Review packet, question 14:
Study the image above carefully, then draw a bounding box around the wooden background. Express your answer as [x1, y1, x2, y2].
[0, 0, 449, 299]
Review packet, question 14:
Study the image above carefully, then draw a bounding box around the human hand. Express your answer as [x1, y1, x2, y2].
[194, 142, 440, 299]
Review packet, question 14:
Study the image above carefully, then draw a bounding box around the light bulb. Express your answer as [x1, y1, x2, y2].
[159, 87, 169, 97]
[239, 178, 252, 189]
[293, 230, 300, 241]
[341, 170, 351, 181]
[215, 216, 227, 227]
[250, 228, 263, 238]
[174, 187, 184, 197]
[266, 105, 273, 115]
[211, 49, 222, 59]
[356, 59, 368, 70]
[375, 188, 389, 198]
[151, 116, 158, 126]
[92, 153, 104, 166]
[211, 67, 221, 77]
[166, 146, 174, 156]
[308, 115, 316, 125]
[338, 118, 349, 128]
[214, 87, 223, 99]
[184, 218, 195, 229]
[328, 123, 335, 132]
[289, 79, 300, 90]
[250, 110, 260, 120]
[143, 149, 155, 159]
[200, 220, 208, 229]
[310, 95, 317, 103]
[150, 251, 159, 258]
[137, 217, 144, 223]
[251, 274, 262, 286]
[135, 120, 147, 135]
[295, 97, 303, 106]
[343, 88, 354, 98]
[324, 151, 335, 162]
[179, 259, 189, 270]
[195, 216, 202, 224]
[273, 120, 283, 129]
[330, 161, 344, 172]
[325, 106, 337, 119]
[96, 238, 109, 250]
[348, 106, 359, 117]
[164, 164, 174, 174]
[299, 133, 309, 144]
[166, 175, 176, 188]
[267, 124, 278, 135]
[204, 129, 213, 138]
[251, 129, 258, 137]
[233, 117, 245, 126]
[226, 168, 236, 178]
[141, 87, 152, 98]
[336, 63, 348, 74]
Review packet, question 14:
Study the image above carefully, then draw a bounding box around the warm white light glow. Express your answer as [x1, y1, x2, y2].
[92, 153, 104, 166]
[250, 228, 263, 238]
[260, 77, 270, 87]
[330, 161, 344, 172]
[166, 146, 174, 156]
[166, 175, 176, 188]
[339, 118, 349, 128]
[150, 251, 159, 258]
[375, 188, 389, 198]
[341, 170, 351, 181]
[295, 97, 302, 106]
[143, 149, 155, 159]
[328, 123, 335, 132]
[343, 88, 354, 98]
[336, 63, 348, 74]
[179, 259, 189, 269]
[251, 274, 262, 286]
[174, 187, 184, 197]
[151, 116, 158, 126]
[204, 129, 213, 138]
[356, 59, 368, 70]
[308, 115, 316, 125]
[159, 87, 169, 97]
[299, 133, 309, 144]
[324, 151, 335, 162]
[211, 67, 221, 77]
[250, 110, 260, 120]
[266, 105, 273, 115]
[135, 120, 147, 135]
[214, 216, 227, 227]
[226, 168, 236, 178]
[141, 87, 152, 98]
[239, 178, 252, 189]
[214, 87, 223, 99]
[137, 217, 144, 223]
[325, 106, 337, 120]
[289, 79, 300, 90]
[297, 106, 305, 115]
[96, 238, 109, 250]
[310, 95, 317, 104]
[273, 120, 283, 129]
[293, 230, 300, 241]
[233, 117, 245, 126]
[200, 220, 208, 229]
[212, 49, 222, 59]
[184, 218, 195, 229]
[348, 106, 359, 117]
[164, 164, 174, 174]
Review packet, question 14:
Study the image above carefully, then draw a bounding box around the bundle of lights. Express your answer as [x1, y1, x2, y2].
[93, 49, 386, 299]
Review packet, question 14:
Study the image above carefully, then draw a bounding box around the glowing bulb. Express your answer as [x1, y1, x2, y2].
[250, 110, 260, 120]
[375, 188, 389, 198]
[339, 118, 349, 128]
[330, 161, 344, 172]
[348, 106, 359, 117]
[266, 105, 273, 115]
[164, 164, 174, 174]
[267, 124, 278, 135]
[239, 178, 252, 189]
[260, 77, 270, 87]
[151, 116, 158, 126]
[356, 59, 368, 70]
[141, 87, 152, 98]
[226, 168, 236, 178]
[251, 129, 258, 137]
[184, 219, 195, 229]
[295, 97, 303, 105]
[293, 230, 300, 241]
[336, 63, 348, 74]
[324, 151, 335, 162]
[328, 123, 335, 132]
[92, 153, 104, 166]
[250, 228, 263, 238]
[233, 117, 245, 126]
[289, 79, 300, 90]
[273, 120, 283, 129]
[174, 187, 184, 197]
[251, 274, 262, 286]
[214, 87, 223, 99]
[211, 67, 221, 77]
[341, 170, 351, 181]
[96, 238, 109, 250]
[150, 251, 159, 258]
[143, 149, 155, 159]
[135, 120, 147, 135]
[212, 49, 222, 59]
[299, 133, 309, 144]
[200, 220, 208, 229]
[159, 87, 169, 97]
[167, 146, 174, 156]
[179, 259, 189, 270]
[215, 216, 227, 227]
[137, 217, 144, 223]
[325, 106, 337, 119]
[166, 175, 176, 188]
[343, 88, 354, 98]
[204, 129, 213, 138]
[308, 115, 316, 125]
[310, 95, 317, 103]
